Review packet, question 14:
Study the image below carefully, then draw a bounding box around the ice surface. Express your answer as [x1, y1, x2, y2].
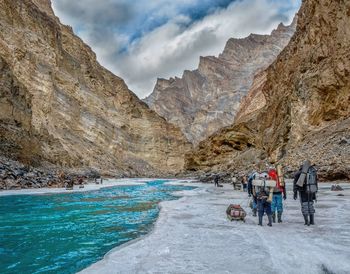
[0, 178, 149, 196]
[82, 182, 350, 274]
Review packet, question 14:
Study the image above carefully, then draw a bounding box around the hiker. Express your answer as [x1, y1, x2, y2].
[78, 176, 84, 185]
[214, 174, 219, 187]
[253, 172, 273, 226]
[241, 175, 248, 192]
[293, 160, 318, 226]
[65, 179, 74, 189]
[248, 172, 258, 216]
[59, 171, 65, 186]
[232, 175, 239, 190]
[268, 168, 286, 223]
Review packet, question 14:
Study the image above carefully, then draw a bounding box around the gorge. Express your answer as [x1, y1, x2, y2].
[0, 0, 349, 188]
[1, 0, 350, 273]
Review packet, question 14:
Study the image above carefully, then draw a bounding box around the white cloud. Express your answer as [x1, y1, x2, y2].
[53, 0, 301, 98]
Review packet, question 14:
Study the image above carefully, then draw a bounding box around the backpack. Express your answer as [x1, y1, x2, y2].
[306, 166, 318, 194]
[296, 160, 311, 187]
[257, 188, 269, 200]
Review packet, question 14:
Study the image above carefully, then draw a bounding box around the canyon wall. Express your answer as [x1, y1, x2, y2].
[0, 0, 191, 177]
[145, 20, 296, 144]
[186, 0, 350, 180]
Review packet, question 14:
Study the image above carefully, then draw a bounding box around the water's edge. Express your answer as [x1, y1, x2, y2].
[100, 181, 203, 259]
[0, 178, 166, 196]
[80, 181, 205, 272]
[1, 178, 200, 273]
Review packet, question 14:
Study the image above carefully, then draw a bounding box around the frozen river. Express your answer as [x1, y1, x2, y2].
[82, 182, 350, 274]
[0, 179, 195, 273]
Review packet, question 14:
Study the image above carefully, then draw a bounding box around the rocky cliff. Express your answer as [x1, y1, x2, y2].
[0, 0, 191, 178]
[144, 20, 296, 144]
[186, 0, 350, 180]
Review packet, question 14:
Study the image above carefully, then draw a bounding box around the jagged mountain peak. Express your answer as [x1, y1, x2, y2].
[145, 18, 296, 145]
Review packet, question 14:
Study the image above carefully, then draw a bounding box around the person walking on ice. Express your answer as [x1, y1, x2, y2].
[252, 172, 273, 226]
[268, 167, 286, 223]
[248, 171, 258, 216]
[293, 160, 318, 226]
[214, 174, 220, 187]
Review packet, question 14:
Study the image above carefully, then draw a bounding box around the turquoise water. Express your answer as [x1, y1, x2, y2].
[0, 180, 195, 274]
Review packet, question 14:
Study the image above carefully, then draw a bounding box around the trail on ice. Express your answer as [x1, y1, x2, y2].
[81, 182, 350, 274]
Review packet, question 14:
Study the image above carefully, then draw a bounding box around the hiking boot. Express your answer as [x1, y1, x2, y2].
[303, 214, 309, 226]
[272, 213, 276, 223]
[258, 215, 263, 226]
[253, 209, 257, 217]
[277, 212, 282, 223]
[309, 214, 315, 225]
[267, 215, 273, 227]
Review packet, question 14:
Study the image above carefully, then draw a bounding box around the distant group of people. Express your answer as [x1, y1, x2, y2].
[94, 177, 103, 184]
[65, 176, 85, 189]
[216, 160, 319, 226]
[58, 170, 106, 189]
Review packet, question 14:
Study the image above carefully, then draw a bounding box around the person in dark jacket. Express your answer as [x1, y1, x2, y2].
[214, 174, 219, 187]
[250, 172, 273, 226]
[254, 177, 273, 226]
[248, 172, 257, 216]
[293, 166, 317, 225]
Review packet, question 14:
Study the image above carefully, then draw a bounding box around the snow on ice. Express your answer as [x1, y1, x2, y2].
[82, 182, 350, 274]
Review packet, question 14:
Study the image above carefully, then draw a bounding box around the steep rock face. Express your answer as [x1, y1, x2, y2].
[234, 71, 267, 122]
[32, 0, 54, 16]
[145, 20, 296, 144]
[186, 0, 350, 180]
[0, 0, 191, 176]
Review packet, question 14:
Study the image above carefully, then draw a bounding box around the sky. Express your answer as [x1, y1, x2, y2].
[52, 0, 301, 98]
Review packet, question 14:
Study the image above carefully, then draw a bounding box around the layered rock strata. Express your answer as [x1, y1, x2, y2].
[145, 20, 296, 144]
[186, 0, 350, 180]
[0, 0, 191, 178]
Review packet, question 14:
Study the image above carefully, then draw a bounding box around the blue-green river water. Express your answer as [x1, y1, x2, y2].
[0, 180, 195, 273]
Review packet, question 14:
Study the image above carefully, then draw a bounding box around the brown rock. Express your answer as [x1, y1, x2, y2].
[32, 0, 55, 16]
[0, 0, 191, 177]
[145, 20, 296, 145]
[186, 0, 350, 181]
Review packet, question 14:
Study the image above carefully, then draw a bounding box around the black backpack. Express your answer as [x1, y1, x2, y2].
[306, 166, 318, 194]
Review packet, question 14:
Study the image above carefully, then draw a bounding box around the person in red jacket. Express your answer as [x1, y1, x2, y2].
[268, 168, 286, 223]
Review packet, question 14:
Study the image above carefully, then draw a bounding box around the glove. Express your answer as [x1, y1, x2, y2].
[283, 194, 287, 200]
[248, 194, 251, 197]
[293, 192, 297, 200]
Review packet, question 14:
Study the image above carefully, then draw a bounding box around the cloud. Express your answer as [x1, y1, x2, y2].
[52, 0, 301, 98]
